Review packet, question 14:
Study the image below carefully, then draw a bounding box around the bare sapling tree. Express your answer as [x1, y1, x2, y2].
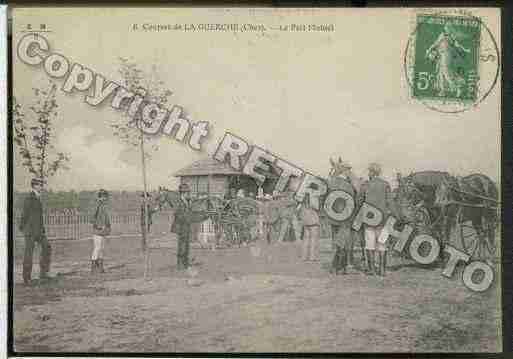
[112, 58, 173, 251]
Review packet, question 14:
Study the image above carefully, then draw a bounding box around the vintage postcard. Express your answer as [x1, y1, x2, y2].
[10, 7, 501, 353]
[0, 4, 7, 357]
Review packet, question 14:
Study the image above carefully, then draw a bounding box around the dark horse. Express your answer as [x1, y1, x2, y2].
[396, 171, 498, 258]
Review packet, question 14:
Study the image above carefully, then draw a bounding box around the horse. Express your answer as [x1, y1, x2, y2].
[154, 186, 173, 211]
[156, 186, 265, 248]
[396, 171, 498, 258]
[154, 186, 193, 233]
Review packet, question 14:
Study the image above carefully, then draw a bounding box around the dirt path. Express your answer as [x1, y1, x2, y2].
[12, 238, 501, 353]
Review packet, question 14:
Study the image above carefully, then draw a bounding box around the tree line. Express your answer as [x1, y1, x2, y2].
[13, 190, 153, 213]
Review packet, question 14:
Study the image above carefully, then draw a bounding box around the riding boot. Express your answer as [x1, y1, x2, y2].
[341, 249, 348, 274]
[91, 260, 97, 274]
[330, 252, 337, 274]
[376, 252, 382, 276]
[330, 249, 339, 275]
[366, 250, 375, 275]
[98, 259, 105, 273]
[382, 252, 387, 276]
[378, 251, 385, 277]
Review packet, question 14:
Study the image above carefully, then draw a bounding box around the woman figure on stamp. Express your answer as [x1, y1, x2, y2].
[426, 23, 470, 98]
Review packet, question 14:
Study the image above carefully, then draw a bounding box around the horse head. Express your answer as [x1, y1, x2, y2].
[154, 188, 167, 211]
[394, 177, 425, 222]
[329, 157, 351, 178]
[155, 187, 179, 210]
[396, 177, 416, 202]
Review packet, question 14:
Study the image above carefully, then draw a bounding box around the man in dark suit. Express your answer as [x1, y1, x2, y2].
[19, 178, 52, 285]
[171, 183, 204, 270]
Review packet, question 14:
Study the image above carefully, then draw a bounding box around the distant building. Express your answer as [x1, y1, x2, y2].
[174, 158, 272, 198]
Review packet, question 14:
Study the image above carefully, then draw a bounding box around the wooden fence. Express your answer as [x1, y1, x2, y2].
[13, 208, 331, 242]
[13, 210, 175, 241]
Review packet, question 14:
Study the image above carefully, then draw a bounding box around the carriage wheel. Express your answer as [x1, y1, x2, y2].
[413, 206, 431, 234]
[457, 207, 480, 258]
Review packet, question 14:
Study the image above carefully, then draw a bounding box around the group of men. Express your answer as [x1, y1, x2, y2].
[17, 177, 205, 285]
[19, 178, 112, 284]
[216, 160, 394, 277]
[18, 160, 393, 284]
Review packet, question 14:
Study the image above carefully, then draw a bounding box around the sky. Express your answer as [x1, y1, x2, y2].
[12, 7, 501, 192]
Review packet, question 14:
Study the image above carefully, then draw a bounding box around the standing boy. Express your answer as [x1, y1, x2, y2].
[91, 189, 111, 274]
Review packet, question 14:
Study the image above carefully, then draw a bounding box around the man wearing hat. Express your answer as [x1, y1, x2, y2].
[91, 189, 111, 273]
[171, 183, 205, 270]
[360, 163, 392, 276]
[19, 178, 52, 285]
[327, 158, 359, 275]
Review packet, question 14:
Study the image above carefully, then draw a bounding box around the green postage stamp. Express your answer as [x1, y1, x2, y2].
[412, 14, 481, 103]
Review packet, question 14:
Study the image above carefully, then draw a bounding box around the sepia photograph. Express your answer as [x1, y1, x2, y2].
[10, 6, 502, 353]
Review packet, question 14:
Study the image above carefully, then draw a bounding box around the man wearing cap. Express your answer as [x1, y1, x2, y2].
[360, 163, 392, 276]
[91, 189, 111, 273]
[19, 178, 52, 285]
[171, 183, 205, 270]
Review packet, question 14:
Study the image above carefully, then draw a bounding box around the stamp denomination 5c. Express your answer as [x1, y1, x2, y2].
[413, 14, 480, 102]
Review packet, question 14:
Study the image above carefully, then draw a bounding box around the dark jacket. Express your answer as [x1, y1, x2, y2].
[170, 197, 206, 236]
[360, 177, 392, 215]
[92, 201, 111, 236]
[327, 175, 358, 226]
[19, 191, 45, 237]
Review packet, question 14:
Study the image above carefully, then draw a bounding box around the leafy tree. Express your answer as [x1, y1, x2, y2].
[13, 81, 70, 184]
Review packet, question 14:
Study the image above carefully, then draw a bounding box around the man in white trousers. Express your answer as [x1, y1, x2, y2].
[91, 189, 111, 274]
[298, 195, 320, 261]
[360, 163, 392, 276]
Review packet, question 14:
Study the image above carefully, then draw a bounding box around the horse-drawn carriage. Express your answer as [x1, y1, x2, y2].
[155, 188, 272, 247]
[395, 171, 499, 260]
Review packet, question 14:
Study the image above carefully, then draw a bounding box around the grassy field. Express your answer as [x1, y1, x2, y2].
[12, 234, 502, 353]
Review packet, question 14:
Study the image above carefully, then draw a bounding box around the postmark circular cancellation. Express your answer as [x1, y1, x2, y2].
[404, 9, 500, 113]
